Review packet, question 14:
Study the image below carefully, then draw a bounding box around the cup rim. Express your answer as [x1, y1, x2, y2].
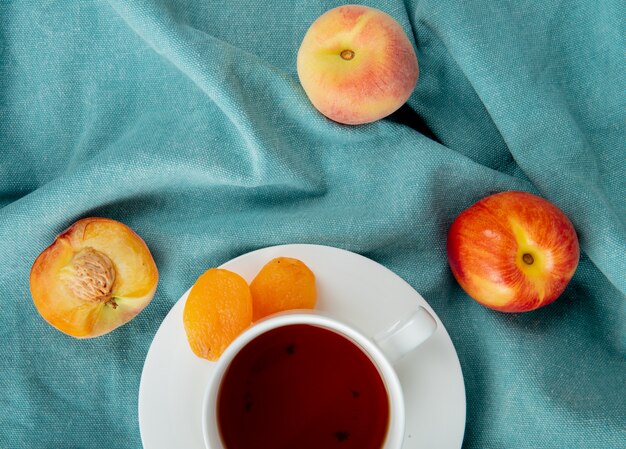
[201, 310, 406, 449]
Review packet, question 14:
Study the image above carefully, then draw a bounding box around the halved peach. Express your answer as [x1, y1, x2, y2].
[30, 217, 158, 338]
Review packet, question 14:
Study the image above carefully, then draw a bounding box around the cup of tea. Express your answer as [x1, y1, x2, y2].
[202, 307, 437, 449]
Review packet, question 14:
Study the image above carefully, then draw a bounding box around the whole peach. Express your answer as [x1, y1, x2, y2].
[297, 5, 419, 125]
[447, 192, 580, 312]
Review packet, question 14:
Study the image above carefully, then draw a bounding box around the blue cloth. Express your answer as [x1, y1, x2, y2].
[1, 0, 624, 447]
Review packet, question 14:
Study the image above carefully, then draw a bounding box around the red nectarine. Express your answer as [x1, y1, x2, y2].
[447, 192, 579, 312]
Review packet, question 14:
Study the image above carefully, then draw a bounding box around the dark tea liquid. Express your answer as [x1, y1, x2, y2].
[217, 324, 390, 449]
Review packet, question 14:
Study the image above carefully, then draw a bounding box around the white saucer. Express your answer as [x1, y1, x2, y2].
[139, 244, 466, 449]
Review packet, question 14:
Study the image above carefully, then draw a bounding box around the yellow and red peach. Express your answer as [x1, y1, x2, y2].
[297, 5, 419, 125]
[447, 192, 580, 312]
[30, 217, 158, 338]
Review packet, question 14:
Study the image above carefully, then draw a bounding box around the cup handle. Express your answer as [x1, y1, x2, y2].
[373, 306, 437, 364]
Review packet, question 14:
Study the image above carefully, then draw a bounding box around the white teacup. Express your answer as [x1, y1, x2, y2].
[202, 307, 437, 449]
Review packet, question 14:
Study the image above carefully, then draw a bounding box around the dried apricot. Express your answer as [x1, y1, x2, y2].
[183, 268, 252, 361]
[250, 257, 316, 321]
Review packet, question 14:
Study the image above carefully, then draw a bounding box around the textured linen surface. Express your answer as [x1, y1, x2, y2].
[1, 0, 624, 448]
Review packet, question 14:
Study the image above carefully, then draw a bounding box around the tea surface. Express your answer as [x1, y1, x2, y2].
[217, 324, 389, 449]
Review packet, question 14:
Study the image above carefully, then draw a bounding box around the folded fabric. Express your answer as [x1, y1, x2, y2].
[0, 0, 623, 447]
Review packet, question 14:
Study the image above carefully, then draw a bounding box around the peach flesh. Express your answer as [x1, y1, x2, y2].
[30, 218, 159, 338]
